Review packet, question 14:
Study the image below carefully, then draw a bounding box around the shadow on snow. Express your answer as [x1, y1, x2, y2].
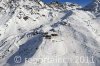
[7, 34, 43, 66]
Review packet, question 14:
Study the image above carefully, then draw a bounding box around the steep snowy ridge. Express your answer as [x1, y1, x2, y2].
[83, 0, 100, 16]
[0, 0, 100, 66]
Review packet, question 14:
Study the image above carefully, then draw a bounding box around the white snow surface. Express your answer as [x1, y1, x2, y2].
[0, 0, 100, 66]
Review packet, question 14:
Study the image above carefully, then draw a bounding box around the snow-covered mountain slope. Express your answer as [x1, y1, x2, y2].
[82, 0, 100, 16]
[0, 0, 100, 66]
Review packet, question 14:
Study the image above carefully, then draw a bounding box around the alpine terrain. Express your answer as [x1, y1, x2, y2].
[0, 0, 100, 66]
